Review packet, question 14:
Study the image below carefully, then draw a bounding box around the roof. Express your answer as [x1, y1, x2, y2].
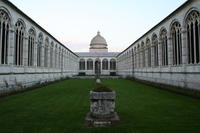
[75, 52, 119, 57]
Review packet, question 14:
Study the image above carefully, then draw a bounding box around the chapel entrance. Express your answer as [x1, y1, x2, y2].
[95, 60, 101, 75]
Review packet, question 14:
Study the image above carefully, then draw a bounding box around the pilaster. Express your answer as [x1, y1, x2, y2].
[8, 25, 15, 65]
[181, 28, 188, 64]
[158, 41, 162, 66]
[23, 32, 28, 66]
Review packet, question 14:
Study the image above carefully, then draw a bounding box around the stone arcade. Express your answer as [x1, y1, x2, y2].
[0, 0, 200, 91]
[76, 31, 119, 76]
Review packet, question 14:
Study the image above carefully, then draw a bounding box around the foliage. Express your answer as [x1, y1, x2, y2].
[93, 83, 113, 92]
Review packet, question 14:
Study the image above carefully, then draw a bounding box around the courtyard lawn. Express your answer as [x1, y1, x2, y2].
[0, 79, 200, 133]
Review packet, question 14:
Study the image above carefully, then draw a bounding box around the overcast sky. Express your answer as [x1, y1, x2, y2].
[9, 0, 187, 52]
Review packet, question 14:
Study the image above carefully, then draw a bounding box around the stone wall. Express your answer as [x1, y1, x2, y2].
[117, 0, 200, 90]
[0, 0, 79, 91]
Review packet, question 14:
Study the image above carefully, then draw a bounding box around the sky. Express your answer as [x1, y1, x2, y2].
[9, 0, 187, 52]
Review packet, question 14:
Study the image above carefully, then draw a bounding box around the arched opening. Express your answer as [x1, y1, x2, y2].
[110, 59, 116, 70]
[15, 20, 25, 66]
[152, 34, 159, 67]
[95, 59, 101, 74]
[0, 9, 10, 65]
[102, 59, 108, 70]
[146, 38, 151, 67]
[186, 10, 200, 64]
[171, 21, 182, 65]
[87, 59, 93, 70]
[79, 59, 85, 70]
[28, 28, 35, 66]
[37, 33, 43, 67]
[160, 28, 168, 66]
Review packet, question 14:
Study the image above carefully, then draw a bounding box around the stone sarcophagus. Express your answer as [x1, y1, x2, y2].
[85, 91, 119, 127]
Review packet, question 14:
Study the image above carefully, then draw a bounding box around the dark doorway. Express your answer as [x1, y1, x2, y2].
[95, 60, 101, 75]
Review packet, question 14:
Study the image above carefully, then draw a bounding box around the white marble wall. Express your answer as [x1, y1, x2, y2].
[117, 0, 200, 90]
[0, 1, 79, 90]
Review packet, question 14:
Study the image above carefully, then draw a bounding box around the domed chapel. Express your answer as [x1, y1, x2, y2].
[76, 31, 119, 75]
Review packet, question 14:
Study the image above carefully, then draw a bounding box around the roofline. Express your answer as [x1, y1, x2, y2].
[3, 0, 79, 57]
[117, 0, 190, 57]
[75, 52, 120, 57]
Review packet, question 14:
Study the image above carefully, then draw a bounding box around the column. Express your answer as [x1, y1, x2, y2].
[23, 32, 28, 66]
[34, 42, 37, 67]
[158, 41, 162, 66]
[151, 45, 154, 67]
[40, 43, 45, 67]
[145, 48, 148, 68]
[181, 28, 188, 64]
[167, 34, 173, 66]
[8, 25, 15, 65]
[108, 59, 110, 70]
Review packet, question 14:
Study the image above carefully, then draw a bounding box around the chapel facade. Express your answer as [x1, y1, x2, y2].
[76, 31, 119, 76]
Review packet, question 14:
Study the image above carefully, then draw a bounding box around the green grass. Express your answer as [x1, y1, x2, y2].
[0, 79, 200, 133]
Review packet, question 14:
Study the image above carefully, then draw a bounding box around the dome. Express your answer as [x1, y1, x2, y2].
[89, 31, 108, 52]
[90, 31, 107, 46]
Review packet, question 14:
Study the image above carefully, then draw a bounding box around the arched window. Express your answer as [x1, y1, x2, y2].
[37, 33, 43, 67]
[58, 47, 61, 68]
[87, 59, 93, 70]
[102, 59, 108, 70]
[61, 49, 64, 69]
[146, 38, 151, 67]
[44, 38, 49, 67]
[0, 9, 10, 65]
[28, 28, 35, 66]
[160, 28, 168, 66]
[171, 21, 182, 65]
[50, 42, 54, 68]
[152, 34, 159, 67]
[134, 47, 137, 68]
[186, 10, 200, 64]
[137, 45, 140, 68]
[15, 20, 25, 66]
[79, 59, 85, 70]
[110, 59, 116, 70]
[141, 42, 145, 67]
[55, 45, 58, 68]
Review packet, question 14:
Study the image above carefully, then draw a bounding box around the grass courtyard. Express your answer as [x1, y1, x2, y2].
[0, 79, 200, 133]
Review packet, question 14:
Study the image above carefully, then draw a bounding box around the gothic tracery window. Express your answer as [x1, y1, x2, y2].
[28, 28, 35, 66]
[15, 20, 25, 66]
[141, 42, 145, 67]
[186, 10, 200, 64]
[146, 38, 151, 67]
[0, 9, 10, 65]
[37, 33, 43, 67]
[55, 45, 58, 68]
[160, 28, 168, 66]
[44, 38, 49, 67]
[152, 34, 159, 67]
[171, 21, 182, 65]
[50, 42, 54, 68]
